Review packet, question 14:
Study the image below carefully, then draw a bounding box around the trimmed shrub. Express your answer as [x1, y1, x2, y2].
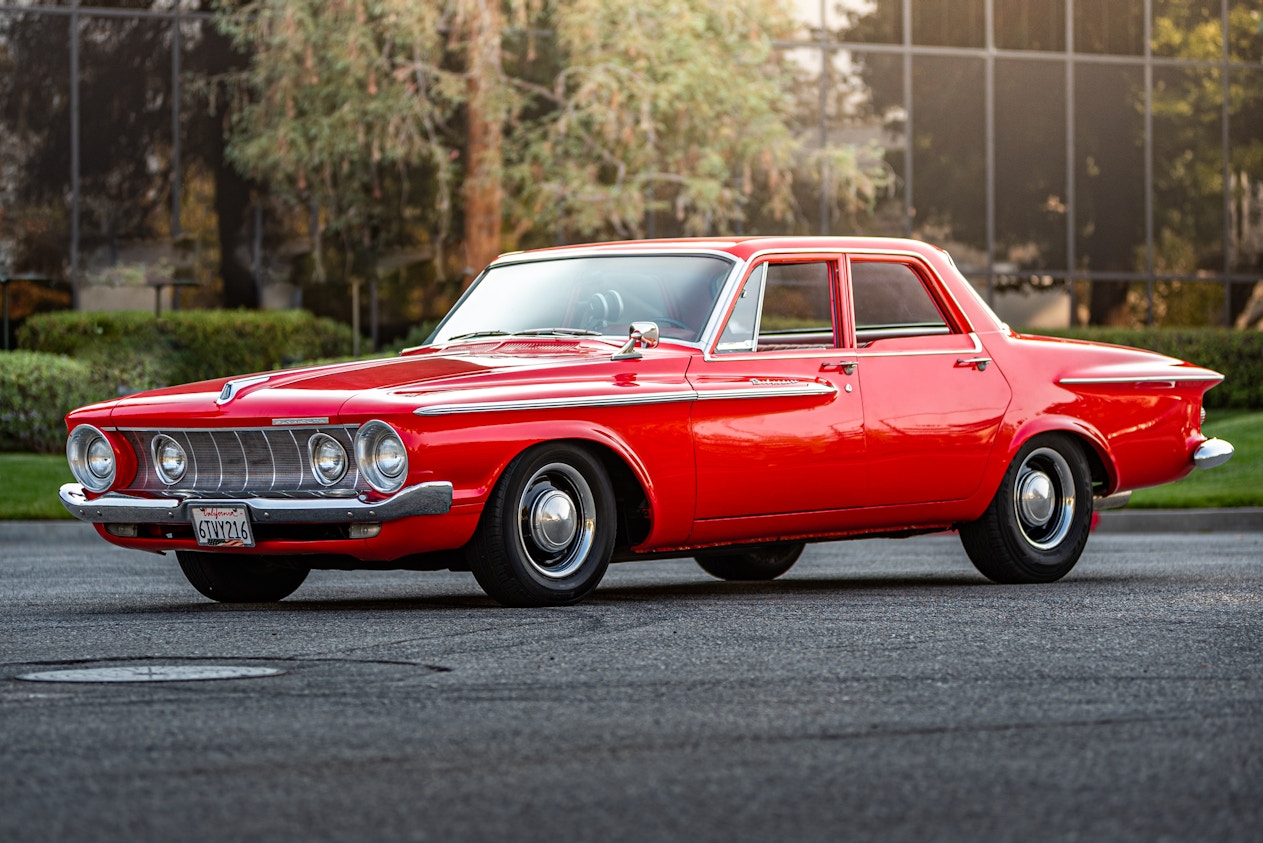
[17, 310, 354, 393]
[1040, 328, 1263, 409]
[0, 352, 113, 454]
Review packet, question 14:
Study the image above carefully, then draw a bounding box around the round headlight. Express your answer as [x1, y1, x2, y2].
[354, 420, 408, 493]
[67, 425, 117, 493]
[152, 434, 187, 485]
[375, 437, 406, 478]
[308, 433, 349, 486]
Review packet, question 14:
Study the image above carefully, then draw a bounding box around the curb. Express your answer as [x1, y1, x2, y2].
[1095, 507, 1263, 534]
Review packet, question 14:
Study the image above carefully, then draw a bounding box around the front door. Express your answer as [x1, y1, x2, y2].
[690, 258, 867, 521]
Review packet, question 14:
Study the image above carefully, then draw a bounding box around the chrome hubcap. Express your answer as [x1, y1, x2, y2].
[516, 462, 596, 579]
[529, 489, 578, 552]
[1012, 447, 1076, 552]
[1017, 472, 1055, 526]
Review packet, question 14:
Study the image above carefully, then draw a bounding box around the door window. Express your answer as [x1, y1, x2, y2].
[716, 261, 837, 353]
[850, 260, 951, 345]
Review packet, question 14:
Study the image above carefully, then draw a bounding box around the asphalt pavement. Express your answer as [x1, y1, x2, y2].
[2, 521, 1261, 842]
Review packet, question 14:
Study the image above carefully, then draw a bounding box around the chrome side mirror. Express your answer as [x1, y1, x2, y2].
[612, 322, 660, 361]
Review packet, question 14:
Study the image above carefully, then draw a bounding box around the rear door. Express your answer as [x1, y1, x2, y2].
[847, 256, 1012, 506]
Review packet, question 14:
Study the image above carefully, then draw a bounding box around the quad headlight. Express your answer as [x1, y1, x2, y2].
[67, 425, 117, 493]
[308, 433, 349, 486]
[354, 420, 408, 493]
[151, 434, 187, 485]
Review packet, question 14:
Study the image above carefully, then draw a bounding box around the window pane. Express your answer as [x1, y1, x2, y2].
[1153, 66, 1224, 278]
[913, 0, 985, 48]
[822, 50, 907, 237]
[996, 0, 1067, 52]
[1075, 0, 1144, 55]
[911, 56, 987, 263]
[837, 0, 903, 45]
[850, 261, 947, 330]
[717, 265, 764, 353]
[0, 7, 75, 331]
[1153, 0, 1223, 59]
[1075, 62, 1145, 325]
[76, 14, 177, 311]
[996, 59, 1069, 273]
[761, 262, 834, 334]
[1228, 68, 1263, 328]
[1229, 1, 1263, 64]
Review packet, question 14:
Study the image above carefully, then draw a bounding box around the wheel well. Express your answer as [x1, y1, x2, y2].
[562, 439, 652, 550]
[1031, 430, 1111, 496]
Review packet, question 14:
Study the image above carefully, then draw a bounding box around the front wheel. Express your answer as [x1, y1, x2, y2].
[959, 433, 1093, 584]
[467, 444, 617, 607]
[176, 551, 310, 603]
[695, 543, 806, 581]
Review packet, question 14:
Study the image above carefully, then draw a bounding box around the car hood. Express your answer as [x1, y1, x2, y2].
[85, 338, 696, 428]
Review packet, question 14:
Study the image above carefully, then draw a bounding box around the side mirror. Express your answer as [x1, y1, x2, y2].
[611, 321, 660, 361]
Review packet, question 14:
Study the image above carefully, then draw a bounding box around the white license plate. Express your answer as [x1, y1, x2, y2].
[191, 505, 255, 548]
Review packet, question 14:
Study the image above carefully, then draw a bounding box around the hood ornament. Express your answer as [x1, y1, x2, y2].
[216, 375, 271, 405]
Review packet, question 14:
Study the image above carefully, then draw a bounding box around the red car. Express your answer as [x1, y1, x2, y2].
[60, 237, 1234, 606]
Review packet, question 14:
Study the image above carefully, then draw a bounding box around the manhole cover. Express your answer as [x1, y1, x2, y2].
[16, 665, 285, 683]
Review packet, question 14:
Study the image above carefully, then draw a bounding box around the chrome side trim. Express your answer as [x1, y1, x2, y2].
[856, 333, 984, 359]
[413, 381, 837, 415]
[60, 481, 453, 525]
[694, 382, 837, 401]
[1059, 374, 1225, 385]
[415, 390, 697, 416]
[1193, 438, 1234, 470]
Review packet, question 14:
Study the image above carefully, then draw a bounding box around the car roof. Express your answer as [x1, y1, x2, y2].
[491, 236, 947, 265]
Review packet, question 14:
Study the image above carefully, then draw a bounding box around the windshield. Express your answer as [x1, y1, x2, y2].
[429, 255, 735, 345]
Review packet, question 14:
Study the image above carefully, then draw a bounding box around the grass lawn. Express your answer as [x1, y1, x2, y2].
[1, 411, 1260, 519]
[0, 453, 75, 520]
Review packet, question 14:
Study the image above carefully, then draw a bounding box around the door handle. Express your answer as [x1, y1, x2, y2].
[956, 357, 991, 371]
[820, 361, 858, 375]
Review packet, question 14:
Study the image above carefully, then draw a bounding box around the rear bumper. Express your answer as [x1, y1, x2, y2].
[59, 481, 453, 525]
[1193, 438, 1234, 470]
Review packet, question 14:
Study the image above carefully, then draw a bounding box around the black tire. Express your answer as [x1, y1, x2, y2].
[467, 443, 617, 607]
[695, 542, 806, 581]
[959, 433, 1093, 584]
[176, 551, 310, 603]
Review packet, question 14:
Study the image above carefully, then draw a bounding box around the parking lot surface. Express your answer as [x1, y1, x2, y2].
[2, 524, 1261, 842]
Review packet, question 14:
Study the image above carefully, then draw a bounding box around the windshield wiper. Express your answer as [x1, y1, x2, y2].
[446, 330, 511, 341]
[512, 328, 602, 337]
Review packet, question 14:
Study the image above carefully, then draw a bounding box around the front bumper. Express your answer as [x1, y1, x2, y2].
[59, 481, 454, 525]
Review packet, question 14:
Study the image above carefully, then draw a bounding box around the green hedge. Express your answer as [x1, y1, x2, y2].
[17, 310, 354, 394]
[1040, 328, 1263, 409]
[0, 352, 113, 454]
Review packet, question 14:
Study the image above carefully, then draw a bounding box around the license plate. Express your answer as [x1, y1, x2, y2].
[191, 505, 255, 548]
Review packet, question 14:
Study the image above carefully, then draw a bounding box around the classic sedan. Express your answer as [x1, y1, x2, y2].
[60, 237, 1234, 606]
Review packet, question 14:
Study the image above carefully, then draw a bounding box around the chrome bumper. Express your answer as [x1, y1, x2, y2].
[1193, 438, 1234, 470]
[59, 482, 453, 525]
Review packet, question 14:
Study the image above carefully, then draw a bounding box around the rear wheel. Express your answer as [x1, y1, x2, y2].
[468, 444, 616, 607]
[959, 433, 1093, 584]
[176, 551, 309, 603]
[695, 543, 806, 581]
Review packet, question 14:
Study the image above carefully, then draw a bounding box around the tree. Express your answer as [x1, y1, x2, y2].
[219, 0, 889, 291]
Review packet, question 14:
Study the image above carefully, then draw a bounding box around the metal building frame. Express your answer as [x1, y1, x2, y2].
[2, 0, 1261, 326]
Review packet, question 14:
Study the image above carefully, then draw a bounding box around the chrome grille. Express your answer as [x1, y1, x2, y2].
[122, 427, 361, 497]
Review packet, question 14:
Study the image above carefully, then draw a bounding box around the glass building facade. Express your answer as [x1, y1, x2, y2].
[1, 1, 1261, 335]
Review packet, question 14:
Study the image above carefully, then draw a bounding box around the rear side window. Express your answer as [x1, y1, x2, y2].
[850, 261, 949, 341]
